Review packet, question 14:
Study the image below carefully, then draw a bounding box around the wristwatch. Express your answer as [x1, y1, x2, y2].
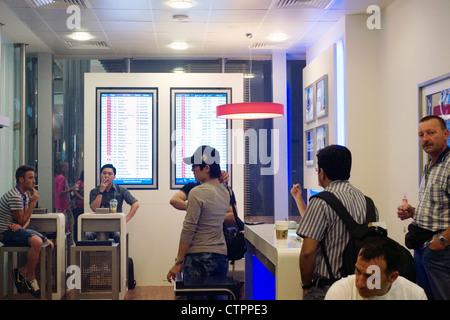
[438, 235, 449, 247]
[175, 257, 184, 265]
[301, 282, 312, 290]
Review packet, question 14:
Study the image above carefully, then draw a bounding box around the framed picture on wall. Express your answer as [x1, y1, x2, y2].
[304, 84, 314, 123]
[305, 129, 315, 166]
[315, 75, 328, 119]
[315, 124, 328, 152]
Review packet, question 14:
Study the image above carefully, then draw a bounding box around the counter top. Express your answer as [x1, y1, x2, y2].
[244, 223, 303, 300]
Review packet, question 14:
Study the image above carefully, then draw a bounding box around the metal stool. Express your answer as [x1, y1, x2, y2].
[174, 274, 241, 300]
[0, 242, 53, 300]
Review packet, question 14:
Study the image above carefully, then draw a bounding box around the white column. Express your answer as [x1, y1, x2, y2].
[37, 52, 54, 212]
[272, 50, 288, 221]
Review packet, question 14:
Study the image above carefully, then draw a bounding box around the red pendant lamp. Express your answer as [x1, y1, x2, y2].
[216, 102, 284, 120]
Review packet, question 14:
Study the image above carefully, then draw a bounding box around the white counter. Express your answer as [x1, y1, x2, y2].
[77, 212, 127, 299]
[29, 213, 66, 300]
[244, 223, 303, 300]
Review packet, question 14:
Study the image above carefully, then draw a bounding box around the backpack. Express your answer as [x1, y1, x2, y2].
[223, 187, 246, 264]
[128, 257, 136, 289]
[311, 191, 416, 283]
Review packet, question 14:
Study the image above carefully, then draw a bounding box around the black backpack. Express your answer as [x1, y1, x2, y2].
[128, 257, 136, 289]
[311, 191, 416, 283]
[223, 187, 246, 264]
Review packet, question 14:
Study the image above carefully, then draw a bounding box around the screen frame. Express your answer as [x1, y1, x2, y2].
[95, 87, 158, 190]
[170, 87, 232, 189]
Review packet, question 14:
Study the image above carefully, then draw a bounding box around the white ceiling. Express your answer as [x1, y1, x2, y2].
[0, 0, 392, 60]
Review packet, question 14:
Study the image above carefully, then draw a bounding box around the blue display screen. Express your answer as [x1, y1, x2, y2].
[97, 89, 157, 189]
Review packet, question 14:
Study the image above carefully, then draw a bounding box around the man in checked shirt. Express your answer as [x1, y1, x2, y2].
[397, 115, 450, 300]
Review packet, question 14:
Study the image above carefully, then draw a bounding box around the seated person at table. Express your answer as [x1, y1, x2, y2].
[0, 165, 54, 298]
[325, 237, 427, 300]
[87, 164, 139, 242]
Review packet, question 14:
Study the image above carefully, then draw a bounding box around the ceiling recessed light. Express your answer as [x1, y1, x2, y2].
[266, 33, 289, 42]
[69, 32, 94, 41]
[168, 0, 194, 9]
[173, 14, 189, 22]
[172, 67, 185, 73]
[169, 41, 189, 50]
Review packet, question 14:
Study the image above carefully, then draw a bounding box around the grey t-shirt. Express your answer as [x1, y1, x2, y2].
[180, 180, 230, 255]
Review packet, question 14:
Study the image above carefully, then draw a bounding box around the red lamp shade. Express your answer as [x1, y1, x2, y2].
[216, 102, 284, 120]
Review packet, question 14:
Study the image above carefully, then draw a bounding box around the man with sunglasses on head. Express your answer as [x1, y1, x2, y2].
[166, 145, 231, 288]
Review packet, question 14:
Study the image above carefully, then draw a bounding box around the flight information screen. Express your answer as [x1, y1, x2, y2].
[171, 89, 230, 188]
[96, 88, 158, 189]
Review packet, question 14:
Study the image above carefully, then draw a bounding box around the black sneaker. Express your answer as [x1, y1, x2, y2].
[12, 269, 25, 293]
[25, 279, 41, 298]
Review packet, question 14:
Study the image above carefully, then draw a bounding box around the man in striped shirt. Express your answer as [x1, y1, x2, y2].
[0, 165, 54, 298]
[292, 145, 379, 300]
[397, 115, 450, 300]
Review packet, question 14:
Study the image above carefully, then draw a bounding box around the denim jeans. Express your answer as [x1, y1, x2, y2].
[302, 285, 331, 300]
[418, 245, 450, 300]
[182, 252, 228, 283]
[181, 252, 229, 300]
[1, 228, 47, 247]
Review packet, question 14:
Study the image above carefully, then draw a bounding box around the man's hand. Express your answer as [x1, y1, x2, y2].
[166, 263, 183, 283]
[397, 203, 415, 220]
[100, 178, 109, 193]
[46, 238, 55, 250]
[8, 223, 22, 232]
[27, 188, 39, 204]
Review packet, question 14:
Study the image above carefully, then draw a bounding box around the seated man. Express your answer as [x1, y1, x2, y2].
[0, 165, 54, 298]
[88, 164, 139, 242]
[325, 237, 427, 300]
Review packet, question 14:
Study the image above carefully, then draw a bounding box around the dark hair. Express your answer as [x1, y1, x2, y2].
[317, 145, 352, 181]
[419, 115, 448, 130]
[359, 237, 400, 276]
[198, 162, 221, 178]
[101, 164, 116, 175]
[15, 165, 35, 184]
[55, 162, 68, 175]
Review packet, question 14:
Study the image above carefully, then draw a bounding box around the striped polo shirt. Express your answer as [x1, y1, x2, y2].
[414, 146, 450, 244]
[297, 180, 379, 280]
[0, 187, 27, 233]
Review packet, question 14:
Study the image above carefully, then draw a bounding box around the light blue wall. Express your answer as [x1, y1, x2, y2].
[0, 34, 16, 195]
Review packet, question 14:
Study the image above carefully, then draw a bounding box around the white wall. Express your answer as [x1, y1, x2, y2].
[377, 0, 450, 243]
[84, 73, 244, 286]
[304, 0, 450, 245]
[303, 44, 336, 190]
